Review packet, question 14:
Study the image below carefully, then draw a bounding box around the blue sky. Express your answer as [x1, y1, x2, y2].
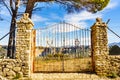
[0, 0, 120, 45]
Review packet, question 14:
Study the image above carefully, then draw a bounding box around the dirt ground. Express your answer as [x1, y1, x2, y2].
[31, 73, 120, 80]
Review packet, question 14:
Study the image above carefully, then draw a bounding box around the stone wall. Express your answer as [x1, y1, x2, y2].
[108, 55, 120, 77]
[91, 18, 120, 77]
[0, 59, 23, 79]
[0, 13, 34, 79]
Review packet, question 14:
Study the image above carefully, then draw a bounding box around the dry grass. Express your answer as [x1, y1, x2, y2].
[33, 57, 92, 72]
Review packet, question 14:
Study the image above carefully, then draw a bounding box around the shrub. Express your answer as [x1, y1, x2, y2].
[109, 45, 120, 55]
[107, 72, 118, 78]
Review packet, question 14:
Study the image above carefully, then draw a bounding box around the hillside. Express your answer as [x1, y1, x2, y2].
[109, 42, 120, 47]
[0, 46, 7, 58]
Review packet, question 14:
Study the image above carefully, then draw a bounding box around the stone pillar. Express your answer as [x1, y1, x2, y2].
[91, 18, 109, 76]
[16, 13, 34, 77]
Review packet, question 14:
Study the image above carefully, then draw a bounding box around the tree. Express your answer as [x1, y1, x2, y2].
[0, 0, 21, 58]
[109, 45, 120, 55]
[1, 0, 110, 58]
[7, 0, 20, 58]
[0, 0, 4, 21]
[0, 46, 7, 59]
[25, 0, 110, 18]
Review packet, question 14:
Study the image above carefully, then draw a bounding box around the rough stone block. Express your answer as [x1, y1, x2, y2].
[13, 67, 21, 72]
[3, 68, 10, 72]
[6, 64, 13, 69]
[6, 70, 16, 77]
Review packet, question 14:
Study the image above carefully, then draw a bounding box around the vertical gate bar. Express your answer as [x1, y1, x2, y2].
[57, 25, 58, 53]
[68, 23, 70, 55]
[84, 29, 86, 56]
[72, 27, 74, 49]
[37, 30, 39, 46]
[88, 29, 90, 48]
[54, 25, 56, 54]
[79, 29, 81, 57]
[49, 29, 50, 54]
[71, 26, 73, 52]
[39, 30, 43, 47]
[61, 23, 62, 51]
[51, 28, 52, 55]
[40, 29, 41, 47]
[59, 23, 60, 48]
[44, 30, 46, 47]
[38, 29, 41, 46]
[86, 29, 88, 57]
[89, 30, 91, 51]
[40, 30, 41, 47]
[66, 23, 67, 47]
[77, 27, 79, 57]
[74, 25, 76, 57]
[79, 28, 81, 56]
[82, 29, 84, 56]
[45, 30, 46, 48]
[36, 30, 37, 47]
[57, 25, 58, 50]
[84, 29, 85, 56]
[75, 25, 77, 58]
[57, 24, 58, 51]
[52, 27, 53, 55]
[62, 22, 65, 72]
[63, 22, 65, 48]
[41, 30, 42, 47]
[64, 23, 66, 47]
[81, 29, 83, 55]
[55, 25, 57, 54]
[56, 25, 57, 53]
[38, 30, 39, 47]
[87, 29, 89, 55]
[87, 29, 90, 56]
[77, 28, 79, 57]
[56, 25, 59, 54]
[73, 24, 75, 58]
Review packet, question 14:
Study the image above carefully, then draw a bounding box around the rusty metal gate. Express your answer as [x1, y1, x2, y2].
[33, 22, 91, 73]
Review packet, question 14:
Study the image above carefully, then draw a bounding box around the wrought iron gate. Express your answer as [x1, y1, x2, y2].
[33, 22, 91, 73]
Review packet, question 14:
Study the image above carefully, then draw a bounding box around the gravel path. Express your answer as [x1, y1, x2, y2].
[31, 73, 120, 80]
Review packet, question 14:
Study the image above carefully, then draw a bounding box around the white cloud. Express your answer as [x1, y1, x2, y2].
[64, 11, 102, 28]
[63, 0, 119, 29]
[44, 22, 57, 26]
[104, 0, 118, 10]
[32, 15, 48, 22]
[50, 13, 62, 20]
[64, 11, 101, 21]
[0, 10, 10, 16]
[0, 4, 11, 17]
